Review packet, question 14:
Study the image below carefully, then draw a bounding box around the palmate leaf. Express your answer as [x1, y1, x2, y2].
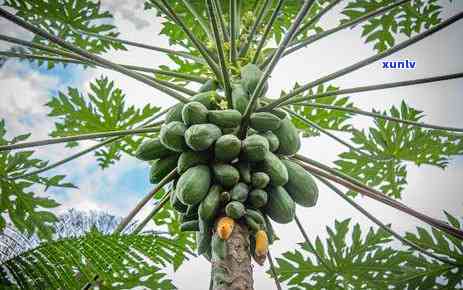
[335, 101, 463, 198]
[290, 84, 354, 137]
[272, 214, 463, 289]
[0, 120, 75, 240]
[3, 0, 124, 69]
[341, 0, 445, 52]
[0, 230, 181, 289]
[46, 76, 161, 168]
[150, 193, 196, 271]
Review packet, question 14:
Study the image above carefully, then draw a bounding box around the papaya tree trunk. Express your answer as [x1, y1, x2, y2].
[211, 222, 254, 290]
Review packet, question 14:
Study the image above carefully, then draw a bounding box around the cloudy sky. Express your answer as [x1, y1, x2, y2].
[1, 1, 462, 289]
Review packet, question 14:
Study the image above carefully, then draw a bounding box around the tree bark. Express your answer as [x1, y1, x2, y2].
[211, 222, 254, 290]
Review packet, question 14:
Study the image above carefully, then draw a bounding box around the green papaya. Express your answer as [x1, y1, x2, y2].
[198, 185, 223, 223]
[220, 191, 231, 205]
[182, 101, 208, 125]
[185, 124, 222, 151]
[245, 215, 260, 232]
[225, 201, 246, 219]
[135, 138, 175, 161]
[214, 135, 241, 162]
[250, 112, 281, 132]
[251, 172, 270, 189]
[180, 220, 199, 232]
[241, 63, 264, 95]
[149, 155, 179, 184]
[208, 110, 242, 128]
[259, 131, 280, 152]
[212, 163, 240, 188]
[170, 189, 188, 213]
[165, 103, 184, 124]
[260, 152, 288, 186]
[197, 219, 212, 255]
[242, 135, 269, 162]
[273, 114, 301, 155]
[246, 209, 266, 226]
[230, 182, 249, 203]
[282, 160, 319, 207]
[199, 79, 218, 92]
[248, 189, 268, 208]
[176, 165, 211, 205]
[191, 91, 217, 109]
[264, 186, 295, 224]
[177, 151, 209, 174]
[211, 233, 227, 260]
[236, 162, 251, 184]
[160, 121, 188, 152]
[231, 82, 250, 114]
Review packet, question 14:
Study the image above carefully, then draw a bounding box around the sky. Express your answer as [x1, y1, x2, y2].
[0, 1, 463, 289]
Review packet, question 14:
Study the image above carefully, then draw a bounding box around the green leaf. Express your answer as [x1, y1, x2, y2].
[271, 215, 463, 289]
[0, 231, 182, 289]
[4, 0, 125, 69]
[0, 120, 75, 239]
[341, 0, 445, 52]
[290, 84, 354, 137]
[335, 101, 463, 198]
[46, 76, 161, 168]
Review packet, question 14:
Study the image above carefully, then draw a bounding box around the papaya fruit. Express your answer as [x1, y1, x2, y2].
[197, 219, 212, 254]
[212, 163, 240, 188]
[225, 201, 246, 219]
[165, 103, 184, 124]
[248, 189, 268, 208]
[246, 209, 266, 227]
[273, 114, 301, 155]
[214, 135, 241, 162]
[259, 131, 280, 152]
[264, 186, 295, 224]
[191, 91, 217, 109]
[231, 82, 250, 114]
[263, 214, 277, 245]
[220, 191, 231, 205]
[255, 230, 269, 257]
[176, 165, 211, 205]
[208, 109, 242, 128]
[282, 160, 319, 207]
[199, 79, 218, 92]
[160, 121, 188, 152]
[149, 154, 179, 184]
[236, 162, 252, 184]
[260, 152, 288, 186]
[135, 138, 175, 161]
[177, 151, 209, 174]
[185, 124, 222, 151]
[230, 182, 249, 203]
[250, 112, 281, 132]
[251, 172, 270, 189]
[198, 185, 223, 223]
[245, 215, 261, 232]
[241, 63, 264, 95]
[170, 189, 188, 213]
[182, 101, 208, 125]
[211, 233, 227, 260]
[180, 220, 199, 232]
[242, 135, 269, 162]
[217, 216, 234, 240]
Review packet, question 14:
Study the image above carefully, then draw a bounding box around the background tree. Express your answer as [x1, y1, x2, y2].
[0, 0, 462, 289]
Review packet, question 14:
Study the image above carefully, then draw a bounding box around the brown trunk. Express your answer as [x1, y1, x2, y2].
[211, 222, 254, 290]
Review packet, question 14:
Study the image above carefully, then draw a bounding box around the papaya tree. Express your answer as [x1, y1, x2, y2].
[0, 0, 463, 289]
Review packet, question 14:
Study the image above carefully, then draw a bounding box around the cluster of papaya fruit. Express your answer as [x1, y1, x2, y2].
[135, 64, 318, 265]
